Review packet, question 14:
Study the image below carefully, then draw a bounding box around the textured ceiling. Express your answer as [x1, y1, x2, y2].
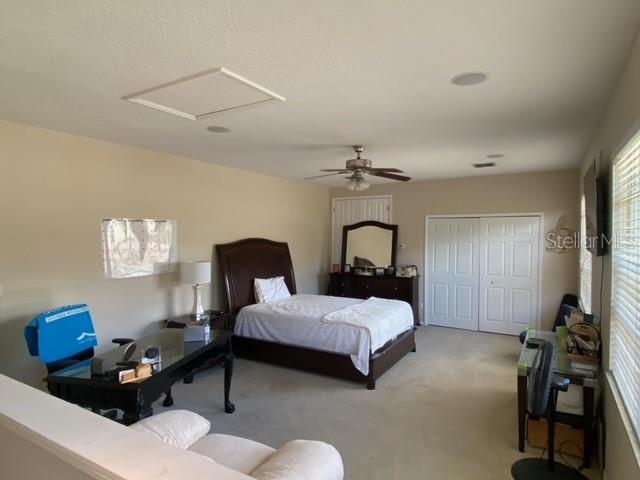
[1, 0, 639, 185]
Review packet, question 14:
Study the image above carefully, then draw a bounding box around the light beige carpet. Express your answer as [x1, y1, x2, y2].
[158, 326, 599, 479]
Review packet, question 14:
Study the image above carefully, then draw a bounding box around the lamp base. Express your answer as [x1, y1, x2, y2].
[191, 284, 205, 320]
[511, 459, 588, 480]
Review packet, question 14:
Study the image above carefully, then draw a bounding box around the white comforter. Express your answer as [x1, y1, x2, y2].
[234, 294, 413, 375]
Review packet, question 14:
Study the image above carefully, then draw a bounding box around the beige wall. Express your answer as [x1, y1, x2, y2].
[0, 120, 330, 387]
[579, 27, 640, 480]
[332, 169, 580, 329]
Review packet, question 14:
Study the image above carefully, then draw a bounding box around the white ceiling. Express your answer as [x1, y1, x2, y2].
[1, 1, 639, 185]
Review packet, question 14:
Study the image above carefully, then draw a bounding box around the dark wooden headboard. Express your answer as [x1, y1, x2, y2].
[216, 238, 297, 317]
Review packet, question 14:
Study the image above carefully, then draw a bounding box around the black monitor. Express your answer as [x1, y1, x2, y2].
[583, 161, 607, 256]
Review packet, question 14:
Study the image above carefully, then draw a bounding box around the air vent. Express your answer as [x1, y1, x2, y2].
[473, 162, 497, 169]
[123, 68, 285, 121]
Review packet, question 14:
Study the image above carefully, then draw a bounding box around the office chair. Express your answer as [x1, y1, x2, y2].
[511, 339, 588, 479]
[519, 294, 579, 344]
[24, 304, 132, 372]
[25, 305, 174, 413]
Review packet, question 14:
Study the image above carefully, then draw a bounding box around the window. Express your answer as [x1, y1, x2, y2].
[611, 128, 640, 441]
[580, 195, 592, 314]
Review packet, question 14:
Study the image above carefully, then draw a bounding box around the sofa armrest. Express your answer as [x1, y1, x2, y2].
[250, 440, 343, 480]
[129, 410, 210, 449]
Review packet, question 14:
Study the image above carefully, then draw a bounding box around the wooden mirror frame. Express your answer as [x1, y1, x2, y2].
[340, 221, 398, 268]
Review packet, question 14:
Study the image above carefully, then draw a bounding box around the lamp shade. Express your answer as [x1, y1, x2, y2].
[180, 261, 211, 285]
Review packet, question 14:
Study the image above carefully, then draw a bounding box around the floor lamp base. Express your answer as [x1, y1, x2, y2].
[511, 458, 588, 480]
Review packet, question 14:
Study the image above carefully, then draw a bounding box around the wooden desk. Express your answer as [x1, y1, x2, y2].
[46, 329, 235, 425]
[517, 329, 600, 469]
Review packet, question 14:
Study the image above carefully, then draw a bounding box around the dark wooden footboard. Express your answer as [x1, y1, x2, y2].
[366, 328, 416, 389]
[232, 327, 416, 390]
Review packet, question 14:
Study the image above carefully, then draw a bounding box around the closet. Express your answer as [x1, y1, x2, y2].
[426, 216, 541, 335]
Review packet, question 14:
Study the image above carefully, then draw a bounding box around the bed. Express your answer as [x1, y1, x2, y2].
[216, 238, 416, 389]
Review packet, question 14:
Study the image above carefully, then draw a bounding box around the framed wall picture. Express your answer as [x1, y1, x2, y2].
[101, 218, 177, 279]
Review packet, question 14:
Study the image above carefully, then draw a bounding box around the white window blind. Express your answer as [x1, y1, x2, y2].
[611, 129, 640, 441]
[580, 195, 592, 314]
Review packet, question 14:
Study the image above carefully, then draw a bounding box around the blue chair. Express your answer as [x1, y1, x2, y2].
[24, 304, 132, 374]
[25, 304, 174, 415]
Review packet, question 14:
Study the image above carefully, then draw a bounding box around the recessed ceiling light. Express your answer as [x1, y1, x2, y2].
[206, 126, 231, 133]
[472, 162, 497, 169]
[486, 153, 504, 159]
[451, 72, 488, 86]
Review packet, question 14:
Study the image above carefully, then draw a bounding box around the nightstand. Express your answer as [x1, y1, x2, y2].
[164, 310, 230, 331]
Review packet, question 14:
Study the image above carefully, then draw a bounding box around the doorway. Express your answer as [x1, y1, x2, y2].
[425, 215, 542, 335]
[331, 195, 392, 265]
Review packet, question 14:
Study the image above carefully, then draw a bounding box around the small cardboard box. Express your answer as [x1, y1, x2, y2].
[527, 418, 583, 458]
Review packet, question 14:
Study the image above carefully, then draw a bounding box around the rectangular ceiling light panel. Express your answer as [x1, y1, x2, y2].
[124, 68, 285, 121]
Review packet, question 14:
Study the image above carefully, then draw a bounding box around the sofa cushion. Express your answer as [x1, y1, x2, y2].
[250, 440, 343, 480]
[189, 433, 276, 474]
[130, 410, 210, 449]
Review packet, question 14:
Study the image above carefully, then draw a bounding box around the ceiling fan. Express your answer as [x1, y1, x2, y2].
[305, 145, 411, 191]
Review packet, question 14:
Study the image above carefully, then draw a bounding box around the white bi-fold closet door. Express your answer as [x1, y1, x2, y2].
[427, 218, 480, 331]
[427, 216, 540, 335]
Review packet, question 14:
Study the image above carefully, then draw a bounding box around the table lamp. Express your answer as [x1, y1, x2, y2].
[180, 261, 211, 319]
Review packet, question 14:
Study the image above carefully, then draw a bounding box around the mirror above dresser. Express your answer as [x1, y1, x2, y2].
[331, 221, 418, 325]
[341, 221, 398, 269]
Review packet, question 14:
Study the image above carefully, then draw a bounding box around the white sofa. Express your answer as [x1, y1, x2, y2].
[130, 409, 344, 480]
[0, 374, 343, 480]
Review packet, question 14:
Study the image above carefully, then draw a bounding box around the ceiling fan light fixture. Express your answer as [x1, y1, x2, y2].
[346, 177, 370, 192]
[354, 179, 370, 192]
[307, 144, 409, 187]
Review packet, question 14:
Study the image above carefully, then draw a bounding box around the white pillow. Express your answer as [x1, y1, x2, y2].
[254, 276, 291, 303]
[129, 410, 211, 449]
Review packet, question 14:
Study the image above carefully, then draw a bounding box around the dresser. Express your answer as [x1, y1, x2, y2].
[328, 273, 419, 325]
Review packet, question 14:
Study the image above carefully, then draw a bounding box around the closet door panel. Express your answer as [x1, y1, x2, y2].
[479, 217, 539, 335]
[427, 218, 480, 330]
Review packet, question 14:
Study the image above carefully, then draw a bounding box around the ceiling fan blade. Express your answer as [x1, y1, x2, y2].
[319, 169, 350, 172]
[368, 167, 404, 173]
[371, 171, 411, 182]
[304, 172, 346, 180]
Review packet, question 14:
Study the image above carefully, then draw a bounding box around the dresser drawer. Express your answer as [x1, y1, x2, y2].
[327, 273, 419, 325]
[386, 281, 411, 300]
[353, 279, 372, 298]
[328, 273, 352, 297]
[354, 278, 410, 300]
